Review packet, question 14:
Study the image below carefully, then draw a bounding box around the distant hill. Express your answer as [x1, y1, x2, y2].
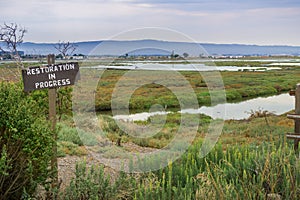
[18, 40, 300, 56]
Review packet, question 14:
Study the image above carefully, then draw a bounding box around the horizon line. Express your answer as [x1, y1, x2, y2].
[21, 39, 300, 48]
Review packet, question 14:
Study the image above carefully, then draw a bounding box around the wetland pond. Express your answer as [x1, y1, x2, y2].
[113, 93, 294, 121]
[88, 61, 295, 121]
[87, 63, 281, 71]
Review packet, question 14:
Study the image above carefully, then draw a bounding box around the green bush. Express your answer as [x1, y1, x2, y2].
[78, 129, 99, 146]
[61, 161, 115, 200]
[102, 116, 127, 146]
[29, 86, 73, 119]
[58, 117, 99, 148]
[58, 123, 83, 146]
[226, 89, 242, 101]
[0, 82, 53, 199]
[61, 161, 136, 200]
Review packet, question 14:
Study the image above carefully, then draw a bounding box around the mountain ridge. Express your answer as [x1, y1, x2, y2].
[18, 39, 300, 56]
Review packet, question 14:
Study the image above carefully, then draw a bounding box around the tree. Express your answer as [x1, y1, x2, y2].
[0, 23, 27, 69]
[54, 41, 77, 59]
[170, 50, 180, 59]
[183, 52, 189, 58]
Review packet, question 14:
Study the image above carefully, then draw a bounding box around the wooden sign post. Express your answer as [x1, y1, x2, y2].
[47, 54, 58, 188]
[21, 55, 80, 190]
[286, 84, 300, 151]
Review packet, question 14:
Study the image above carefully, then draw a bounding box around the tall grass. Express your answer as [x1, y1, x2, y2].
[58, 138, 300, 199]
[135, 140, 300, 199]
[54, 111, 300, 199]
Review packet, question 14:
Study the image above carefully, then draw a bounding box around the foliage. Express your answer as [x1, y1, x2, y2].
[57, 86, 73, 119]
[101, 115, 127, 146]
[57, 121, 101, 156]
[57, 137, 300, 199]
[58, 123, 83, 146]
[2, 59, 299, 199]
[29, 86, 73, 119]
[60, 161, 136, 200]
[134, 140, 300, 199]
[100, 111, 292, 149]
[61, 161, 115, 200]
[0, 82, 53, 199]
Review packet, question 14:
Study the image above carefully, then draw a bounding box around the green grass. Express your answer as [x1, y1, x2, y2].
[58, 135, 300, 199]
[57, 105, 295, 155]
[141, 139, 300, 199]
[101, 111, 294, 150]
[91, 68, 300, 111]
[2, 58, 300, 199]
[57, 120, 107, 156]
[56, 104, 300, 199]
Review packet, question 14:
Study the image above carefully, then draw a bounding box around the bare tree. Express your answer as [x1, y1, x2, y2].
[54, 41, 77, 59]
[0, 22, 27, 69]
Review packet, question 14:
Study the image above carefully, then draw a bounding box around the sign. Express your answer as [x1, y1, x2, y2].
[22, 62, 79, 92]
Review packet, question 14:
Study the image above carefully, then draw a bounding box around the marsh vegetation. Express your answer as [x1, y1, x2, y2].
[0, 57, 300, 199]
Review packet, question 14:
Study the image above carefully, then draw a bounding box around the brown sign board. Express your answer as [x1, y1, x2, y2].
[22, 62, 80, 92]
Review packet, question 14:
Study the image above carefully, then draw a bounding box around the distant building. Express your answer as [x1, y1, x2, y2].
[0, 51, 24, 60]
[66, 55, 85, 60]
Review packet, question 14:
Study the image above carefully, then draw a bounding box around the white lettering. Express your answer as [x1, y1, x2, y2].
[69, 63, 75, 70]
[34, 77, 74, 90]
[66, 79, 71, 85]
[40, 82, 44, 88]
[54, 65, 58, 72]
[53, 80, 57, 87]
[35, 68, 40, 75]
[49, 73, 56, 80]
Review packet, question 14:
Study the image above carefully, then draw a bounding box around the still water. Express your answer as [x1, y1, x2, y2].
[87, 64, 281, 72]
[113, 93, 294, 121]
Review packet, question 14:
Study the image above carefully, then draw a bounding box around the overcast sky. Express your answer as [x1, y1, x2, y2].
[1, 0, 300, 45]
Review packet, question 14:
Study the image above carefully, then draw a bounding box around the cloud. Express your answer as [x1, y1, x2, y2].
[1, 0, 300, 45]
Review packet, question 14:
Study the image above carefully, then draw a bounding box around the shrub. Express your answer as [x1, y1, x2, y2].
[61, 161, 136, 200]
[102, 116, 127, 146]
[226, 89, 242, 101]
[78, 130, 99, 146]
[58, 123, 83, 146]
[0, 82, 53, 199]
[61, 161, 115, 200]
[29, 86, 73, 119]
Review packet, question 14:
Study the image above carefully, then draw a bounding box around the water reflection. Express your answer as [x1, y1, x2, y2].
[113, 93, 294, 121]
[86, 64, 281, 72]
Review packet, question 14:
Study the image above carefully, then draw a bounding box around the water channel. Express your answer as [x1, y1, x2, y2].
[87, 64, 281, 72]
[113, 93, 294, 121]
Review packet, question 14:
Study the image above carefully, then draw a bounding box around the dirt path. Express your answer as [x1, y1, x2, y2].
[57, 142, 157, 190]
